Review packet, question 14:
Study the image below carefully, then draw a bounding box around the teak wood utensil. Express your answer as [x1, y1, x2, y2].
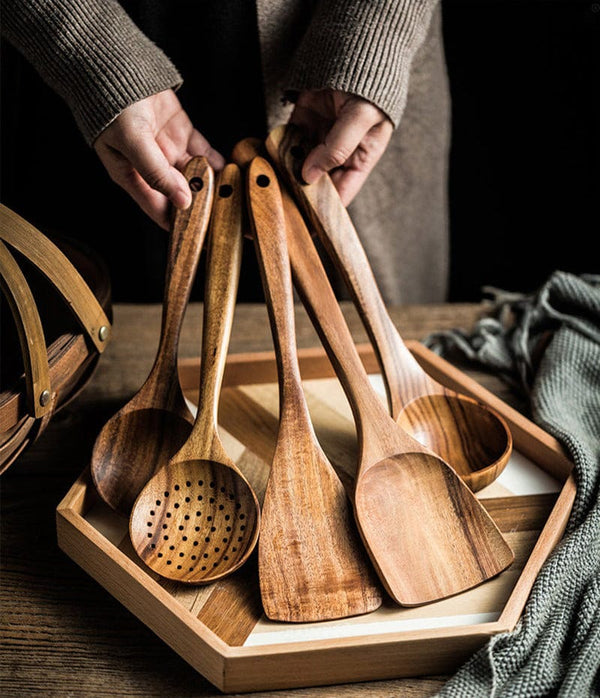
[130, 164, 260, 584]
[266, 164, 514, 605]
[91, 157, 214, 515]
[266, 125, 513, 492]
[246, 156, 382, 621]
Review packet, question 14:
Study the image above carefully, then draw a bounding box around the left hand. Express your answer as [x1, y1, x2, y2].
[289, 89, 393, 205]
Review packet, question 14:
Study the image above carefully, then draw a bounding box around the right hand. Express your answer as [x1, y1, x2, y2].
[94, 89, 225, 230]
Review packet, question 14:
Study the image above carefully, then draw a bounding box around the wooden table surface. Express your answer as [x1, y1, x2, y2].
[1, 302, 523, 697]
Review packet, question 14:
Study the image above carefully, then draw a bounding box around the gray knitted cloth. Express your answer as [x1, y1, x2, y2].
[424, 271, 600, 697]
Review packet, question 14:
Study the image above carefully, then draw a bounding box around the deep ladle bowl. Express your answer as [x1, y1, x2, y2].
[91, 157, 214, 514]
[266, 124, 513, 492]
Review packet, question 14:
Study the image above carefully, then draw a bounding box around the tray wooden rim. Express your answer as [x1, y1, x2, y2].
[56, 342, 576, 692]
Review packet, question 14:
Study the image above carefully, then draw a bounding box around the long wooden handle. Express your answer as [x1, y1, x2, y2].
[270, 170, 395, 447]
[146, 157, 214, 400]
[0, 241, 52, 418]
[266, 124, 433, 416]
[246, 157, 311, 427]
[178, 164, 243, 460]
[0, 204, 111, 353]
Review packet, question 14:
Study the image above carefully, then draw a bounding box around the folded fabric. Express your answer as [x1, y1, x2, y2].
[424, 271, 600, 697]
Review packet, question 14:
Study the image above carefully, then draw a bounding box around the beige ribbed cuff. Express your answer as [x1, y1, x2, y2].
[2, 0, 182, 145]
[285, 0, 438, 127]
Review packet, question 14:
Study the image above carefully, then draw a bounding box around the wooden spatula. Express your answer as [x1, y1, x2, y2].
[264, 154, 514, 605]
[247, 156, 382, 621]
[266, 124, 513, 493]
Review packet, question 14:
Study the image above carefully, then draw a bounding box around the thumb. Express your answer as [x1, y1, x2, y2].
[302, 101, 381, 184]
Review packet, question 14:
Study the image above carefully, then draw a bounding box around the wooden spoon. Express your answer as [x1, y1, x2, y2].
[266, 125, 513, 492]
[246, 156, 382, 621]
[130, 164, 260, 584]
[261, 160, 514, 605]
[91, 157, 214, 515]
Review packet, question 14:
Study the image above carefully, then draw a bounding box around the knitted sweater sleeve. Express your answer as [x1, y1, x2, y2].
[285, 0, 440, 127]
[1, 0, 182, 145]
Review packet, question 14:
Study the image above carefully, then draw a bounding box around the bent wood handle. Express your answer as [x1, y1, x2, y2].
[145, 157, 214, 403]
[266, 124, 432, 416]
[0, 240, 51, 418]
[0, 203, 111, 353]
[177, 164, 243, 461]
[246, 157, 311, 428]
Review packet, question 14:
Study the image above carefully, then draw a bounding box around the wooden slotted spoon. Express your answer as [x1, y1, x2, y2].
[130, 164, 260, 583]
[91, 157, 213, 514]
[267, 125, 513, 492]
[247, 156, 382, 622]
[268, 160, 514, 605]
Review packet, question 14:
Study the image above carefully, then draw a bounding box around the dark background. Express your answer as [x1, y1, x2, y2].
[1, 1, 598, 304]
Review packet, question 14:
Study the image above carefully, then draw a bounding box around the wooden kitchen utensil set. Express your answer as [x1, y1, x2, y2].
[89, 126, 514, 621]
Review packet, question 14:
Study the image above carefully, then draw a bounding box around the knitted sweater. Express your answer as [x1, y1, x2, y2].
[1, 0, 450, 307]
[1, 0, 438, 145]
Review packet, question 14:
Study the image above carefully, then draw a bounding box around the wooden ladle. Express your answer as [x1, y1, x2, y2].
[130, 164, 260, 583]
[267, 125, 513, 492]
[268, 159, 514, 605]
[91, 157, 213, 515]
[247, 156, 382, 622]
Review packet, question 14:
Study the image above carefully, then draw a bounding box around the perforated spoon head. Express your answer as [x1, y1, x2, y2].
[130, 459, 260, 583]
[130, 164, 260, 584]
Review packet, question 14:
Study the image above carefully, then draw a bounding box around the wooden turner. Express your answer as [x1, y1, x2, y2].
[267, 124, 513, 492]
[247, 156, 382, 621]
[267, 156, 514, 605]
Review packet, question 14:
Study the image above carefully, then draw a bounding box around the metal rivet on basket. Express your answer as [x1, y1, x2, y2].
[39, 390, 50, 407]
[98, 325, 109, 342]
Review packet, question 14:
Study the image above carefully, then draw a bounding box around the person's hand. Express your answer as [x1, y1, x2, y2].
[289, 89, 393, 205]
[94, 89, 225, 230]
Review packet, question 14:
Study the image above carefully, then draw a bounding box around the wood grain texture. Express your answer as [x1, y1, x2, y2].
[266, 125, 512, 492]
[3, 301, 553, 697]
[195, 557, 263, 646]
[0, 203, 111, 352]
[274, 176, 514, 605]
[90, 157, 214, 515]
[130, 164, 260, 584]
[247, 156, 382, 622]
[0, 240, 51, 419]
[1, 227, 112, 472]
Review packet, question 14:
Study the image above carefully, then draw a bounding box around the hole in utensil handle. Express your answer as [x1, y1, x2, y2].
[189, 177, 204, 192]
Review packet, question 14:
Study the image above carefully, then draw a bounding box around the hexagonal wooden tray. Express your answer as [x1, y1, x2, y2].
[56, 343, 575, 693]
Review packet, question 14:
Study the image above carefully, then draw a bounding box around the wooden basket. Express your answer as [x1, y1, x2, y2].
[56, 343, 575, 693]
[0, 204, 112, 473]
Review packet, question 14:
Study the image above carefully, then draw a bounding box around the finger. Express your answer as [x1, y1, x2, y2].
[120, 131, 193, 209]
[95, 145, 171, 229]
[187, 129, 226, 171]
[329, 120, 393, 204]
[329, 167, 367, 206]
[123, 170, 172, 230]
[302, 101, 381, 184]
